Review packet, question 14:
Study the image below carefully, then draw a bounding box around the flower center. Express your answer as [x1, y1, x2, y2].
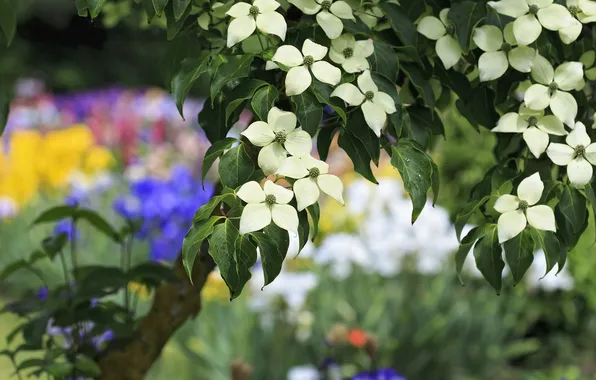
[548, 81, 558, 95]
[249, 6, 260, 16]
[265, 194, 277, 205]
[308, 167, 320, 178]
[364, 91, 375, 100]
[303, 55, 314, 66]
[527, 116, 538, 127]
[446, 24, 455, 36]
[201, 2, 211, 11]
[569, 6, 579, 17]
[501, 42, 512, 53]
[321, 0, 332, 11]
[274, 131, 287, 144]
[575, 144, 586, 158]
[529, 4, 539, 15]
[343, 47, 354, 59]
[518, 200, 529, 211]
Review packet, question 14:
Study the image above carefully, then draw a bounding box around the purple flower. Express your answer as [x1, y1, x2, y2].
[37, 287, 49, 300]
[54, 220, 79, 241]
[352, 369, 407, 380]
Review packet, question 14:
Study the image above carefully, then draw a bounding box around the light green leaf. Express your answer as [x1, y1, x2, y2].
[74, 355, 102, 377]
[75, 0, 108, 18]
[182, 216, 224, 281]
[173, 0, 191, 20]
[193, 193, 236, 222]
[218, 144, 255, 189]
[152, 0, 169, 16]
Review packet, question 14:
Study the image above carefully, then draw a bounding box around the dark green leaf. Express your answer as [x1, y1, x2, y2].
[165, 2, 192, 40]
[0, 260, 30, 281]
[0, 0, 17, 46]
[77, 266, 128, 297]
[201, 138, 238, 182]
[31, 205, 77, 226]
[448, 1, 487, 53]
[342, 18, 371, 36]
[171, 54, 213, 118]
[338, 128, 378, 184]
[208, 221, 242, 298]
[218, 144, 254, 189]
[251, 85, 280, 121]
[297, 210, 310, 255]
[77, 208, 121, 242]
[45, 362, 74, 377]
[292, 91, 323, 136]
[531, 229, 563, 278]
[74, 0, 108, 18]
[557, 186, 587, 234]
[251, 224, 289, 287]
[193, 193, 236, 222]
[182, 216, 224, 280]
[455, 225, 488, 284]
[22, 315, 50, 348]
[128, 262, 174, 288]
[210, 55, 255, 101]
[74, 355, 101, 377]
[473, 225, 505, 294]
[173, 0, 191, 19]
[369, 40, 399, 82]
[455, 195, 491, 241]
[142, 0, 156, 20]
[233, 234, 258, 299]
[17, 358, 46, 371]
[0, 88, 9, 136]
[317, 124, 338, 162]
[398, 0, 426, 20]
[379, 3, 418, 48]
[307, 204, 320, 241]
[312, 82, 347, 125]
[346, 110, 380, 166]
[226, 80, 268, 122]
[401, 63, 435, 107]
[41, 233, 68, 260]
[455, 87, 499, 130]
[152, 0, 169, 16]
[430, 159, 440, 206]
[504, 229, 535, 284]
[199, 96, 234, 145]
[408, 106, 445, 137]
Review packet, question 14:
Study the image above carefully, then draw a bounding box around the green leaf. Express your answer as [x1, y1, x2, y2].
[233, 234, 258, 299]
[398, 0, 426, 19]
[0, 0, 16, 46]
[455, 87, 499, 130]
[41, 233, 68, 260]
[45, 362, 74, 377]
[218, 144, 254, 189]
[76, 208, 121, 242]
[171, 54, 213, 118]
[447, 1, 487, 53]
[210, 55, 255, 101]
[408, 106, 445, 137]
[504, 229, 535, 284]
[226, 79, 268, 122]
[531, 229, 563, 278]
[74, 0, 108, 18]
[127, 262, 174, 288]
[292, 91, 323, 136]
[346, 110, 380, 166]
[251, 85, 280, 121]
[557, 186, 587, 234]
[455, 225, 488, 284]
[297, 210, 310, 255]
[0, 88, 9, 136]
[312, 82, 347, 125]
[0, 260, 30, 281]
[390, 139, 435, 223]
[379, 2, 418, 48]
[182, 216, 224, 280]
[307, 204, 320, 241]
[31, 205, 77, 226]
[369, 40, 399, 82]
[165, 2, 192, 40]
[193, 192, 236, 222]
[584, 183, 596, 227]
[76, 266, 128, 297]
[401, 63, 435, 107]
[199, 96, 234, 145]
[201, 138, 238, 182]
[173, 0, 191, 20]
[473, 225, 505, 294]
[74, 355, 101, 377]
[251, 224, 289, 287]
[338, 128, 378, 184]
[455, 195, 491, 241]
[317, 124, 339, 162]
[152, 0, 169, 16]
[142, 0, 156, 20]
[208, 221, 242, 298]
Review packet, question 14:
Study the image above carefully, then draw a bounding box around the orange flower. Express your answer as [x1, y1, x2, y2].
[347, 328, 368, 348]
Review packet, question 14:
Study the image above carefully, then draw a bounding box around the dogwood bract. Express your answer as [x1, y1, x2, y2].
[494, 173, 556, 244]
[329, 34, 374, 73]
[547, 121, 596, 186]
[417, 8, 463, 70]
[288, 0, 354, 39]
[241, 107, 312, 175]
[524, 55, 584, 127]
[488, 0, 575, 46]
[473, 24, 536, 81]
[276, 155, 344, 210]
[237, 180, 299, 234]
[492, 105, 567, 158]
[330, 70, 396, 136]
[560, 0, 596, 43]
[354, 0, 384, 29]
[272, 39, 341, 96]
[225, 0, 286, 47]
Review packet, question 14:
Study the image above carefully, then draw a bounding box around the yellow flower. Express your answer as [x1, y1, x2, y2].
[128, 282, 153, 300]
[203, 271, 230, 303]
[84, 146, 115, 174]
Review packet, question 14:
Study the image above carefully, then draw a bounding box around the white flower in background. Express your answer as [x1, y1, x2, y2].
[355, 0, 384, 29]
[329, 34, 374, 73]
[547, 121, 596, 186]
[525, 250, 575, 291]
[287, 365, 321, 380]
[288, 0, 354, 39]
[276, 155, 344, 210]
[417, 8, 463, 69]
[560, 0, 596, 44]
[226, 0, 287, 47]
[524, 55, 584, 127]
[272, 39, 341, 96]
[331, 70, 396, 136]
[472, 24, 536, 81]
[236, 180, 299, 234]
[0, 197, 18, 219]
[492, 105, 567, 158]
[317, 233, 370, 279]
[241, 107, 312, 174]
[494, 173, 556, 244]
[487, 0, 575, 46]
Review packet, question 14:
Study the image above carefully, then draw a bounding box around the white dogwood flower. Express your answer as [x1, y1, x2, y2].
[330, 70, 396, 136]
[355, 0, 384, 29]
[488, 0, 575, 46]
[492, 105, 567, 158]
[288, 0, 354, 39]
[237, 180, 299, 234]
[329, 34, 374, 73]
[226, 0, 287, 47]
[473, 24, 536, 81]
[276, 155, 344, 210]
[495, 172, 556, 244]
[524, 55, 584, 127]
[241, 107, 312, 174]
[560, 0, 596, 43]
[272, 39, 341, 96]
[417, 8, 463, 69]
[547, 121, 596, 186]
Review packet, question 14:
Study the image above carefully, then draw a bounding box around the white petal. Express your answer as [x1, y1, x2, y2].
[342, 57, 370, 73]
[536, 115, 566, 135]
[517, 172, 544, 205]
[330, 1, 354, 19]
[498, 210, 527, 244]
[568, 158, 594, 186]
[554, 61, 584, 91]
[253, 0, 281, 12]
[519, 104, 544, 118]
[237, 181, 267, 203]
[504, 22, 517, 45]
[357, 70, 378, 93]
[436, 35, 462, 69]
[272, 45, 303, 67]
[240, 203, 272, 234]
[473, 25, 504, 52]
[531, 54, 555, 84]
[271, 204, 299, 232]
[331, 83, 365, 106]
[585, 143, 596, 165]
[546, 143, 575, 165]
[331, 33, 355, 51]
[285, 66, 312, 96]
[264, 180, 294, 204]
[268, 107, 297, 133]
[417, 16, 446, 40]
[241, 121, 275, 146]
[311, 61, 341, 86]
[329, 47, 346, 65]
[362, 101, 387, 137]
[227, 16, 257, 47]
[285, 130, 313, 156]
[526, 0, 554, 7]
[492, 112, 525, 133]
[354, 39, 374, 58]
[488, 0, 529, 18]
[317, 11, 344, 39]
[579, 0, 596, 15]
[524, 84, 550, 110]
[276, 156, 309, 178]
[566, 121, 591, 147]
[537, 4, 575, 30]
[300, 155, 329, 174]
[513, 14, 542, 46]
[226, 2, 251, 18]
[478, 51, 509, 81]
[508, 46, 536, 73]
[523, 126, 549, 158]
[288, 0, 321, 15]
[550, 90, 577, 127]
[439, 8, 450, 25]
[293, 178, 320, 211]
[559, 19, 582, 44]
[317, 174, 345, 205]
[494, 194, 521, 213]
[258, 143, 287, 174]
[373, 91, 397, 114]
[526, 205, 557, 232]
[302, 39, 328, 61]
[256, 11, 287, 41]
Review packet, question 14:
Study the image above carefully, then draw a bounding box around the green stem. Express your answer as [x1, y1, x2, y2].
[125, 236, 134, 322]
[70, 216, 79, 380]
[10, 356, 23, 380]
[58, 249, 70, 284]
[70, 217, 78, 282]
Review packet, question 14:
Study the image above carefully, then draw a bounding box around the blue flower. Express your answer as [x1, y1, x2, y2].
[352, 369, 407, 380]
[37, 287, 49, 301]
[54, 220, 79, 241]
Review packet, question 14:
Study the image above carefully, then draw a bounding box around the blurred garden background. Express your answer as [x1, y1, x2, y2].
[3, 1, 596, 379]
